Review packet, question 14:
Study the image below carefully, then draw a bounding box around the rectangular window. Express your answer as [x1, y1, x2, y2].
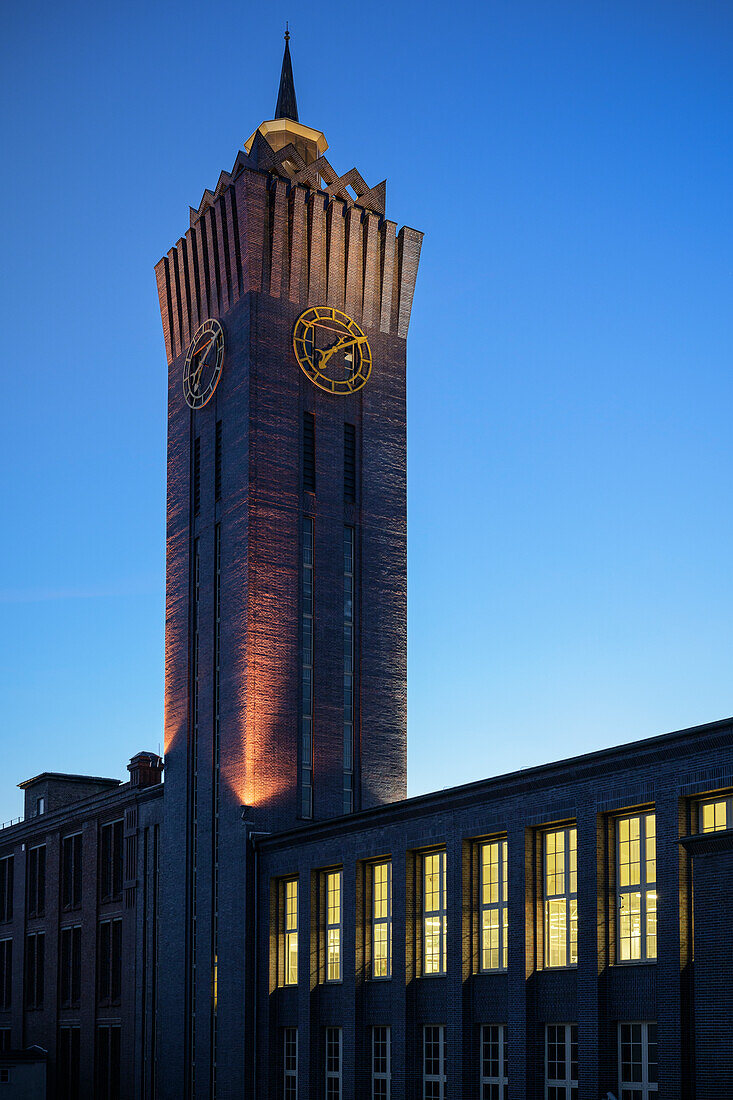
[57, 1025, 81, 1100]
[545, 1024, 578, 1100]
[617, 813, 657, 962]
[372, 861, 392, 979]
[303, 411, 316, 493]
[700, 796, 733, 833]
[95, 1023, 121, 1100]
[27, 845, 46, 918]
[284, 1028, 298, 1100]
[326, 870, 342, 982]
[0, 939, 11, 1010]
[100, 820, 124, 902]
[423, 1025, 446, 1100]
[481, 1024, 508, 1100]
[283, 879, 298, 986]
[215, 418, 223, 501]
[619, 1022, 658, 1099]
[0, 1029, 10, 1052]
[480, 840, 508, 971]
[343, 526, 355, 814]
[423, 851, 447, 976]
[301, 516, 314, 819]
[193, 435, 201, 514]
[62, 833, 82, 910]
[59, 926, 82, 1008]
[372, 1026, 391, 1100]
[325, 1027, 342, 1100]
[0, 856, 13, 922]
[97, 918, 122, 1005]
[25, 931, 44, 1009]
[344, 423, 356, 502]
[544, 828, 577, 968]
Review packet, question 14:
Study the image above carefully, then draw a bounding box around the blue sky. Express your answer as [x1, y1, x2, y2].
[1, 0, 732, 819]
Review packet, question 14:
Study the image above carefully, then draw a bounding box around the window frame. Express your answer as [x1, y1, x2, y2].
[618, 1021, 658, 1099]
[62, 833, 83, 911]
[423, 850, 447, 977]
[480, 839, 508, 972]
[325, 1026, 342, 1100]
[543, 827, 577, 969]
[0, 856, 13, 924]
[24, 931, 44, 1010]
[480, 1023, 508, 1099]
[422, 1024, 446, 1100]
[371, 1025, 391, 1100]
[371, 861, 392, 980]
[0, 938, 11, 1011]
[59, 925, 82, 1009]
[284, 1027, 298, 1100]
[26, 844, 46, 919]
[699, 795, 733, 833]
[616, 812, 656, 964]
[282, 878, 298, 987]
[544, 1023, 578, 1100]
[325, 870, 342, 983]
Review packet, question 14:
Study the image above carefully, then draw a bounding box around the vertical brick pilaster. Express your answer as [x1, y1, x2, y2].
[269, 178, 288, 298]
[361, 213, 380, 330]
[167, 246, 182, 359]
[155, 257, 173, 364]
[344, 207, 363, 321]
[192, 219, 209, 323]
[577, 802, 600, 1098]
[203, 207, 220, 318]
[396, 227, 424, 338]
[379, 222, 397, 334]
[288, 187, 306, 303]
[184, 228, 200, 335]
[175, 240, 191, 349]
[507, 823, 530, 1097]
[656, 791, 683, 1096]
[307, 192, 327, 305]
[326, 199, 346, 310]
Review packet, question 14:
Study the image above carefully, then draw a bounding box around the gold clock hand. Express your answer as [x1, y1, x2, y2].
[317, 335, 367, 369]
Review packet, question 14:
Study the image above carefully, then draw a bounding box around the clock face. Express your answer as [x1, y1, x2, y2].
[183, 319, 224, 409]
[293, 307, 372, 395]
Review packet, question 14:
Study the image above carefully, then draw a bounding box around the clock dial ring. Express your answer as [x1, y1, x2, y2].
[183, 318, 225, 409]
[293, 306, 372, 395]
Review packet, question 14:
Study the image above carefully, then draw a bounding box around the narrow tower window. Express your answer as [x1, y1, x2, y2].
[343, 526, 355, 813]
[300, 517, 314, 819]
[215, 420, 222, 501]
[344, 423, 356, 502]
[303, 412, 315, 493]
[193, 436, 201, 515]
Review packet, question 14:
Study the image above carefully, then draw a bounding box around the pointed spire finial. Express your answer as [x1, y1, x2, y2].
[275, 26, 299, 122]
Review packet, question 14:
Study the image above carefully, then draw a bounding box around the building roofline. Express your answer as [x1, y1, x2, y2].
[18, 772, 121, 790]
[258, 714, 733, 851]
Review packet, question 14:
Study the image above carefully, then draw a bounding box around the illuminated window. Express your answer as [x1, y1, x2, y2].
[617, 813, 656, 963]
[700, 796, 733, 833]
[423, 1025, 446, 1099]
[372, 862, 392, 979]
[283, 879, 298, 986]
[423, 851, 447, 976]
[544, 828, 577, 969]
[372, 1026, 390, 1100]
[301, 517, 314, 819]
[480, 1024, 508, 1100]
[545, 1024, 577, 1100]
[619, 1022, 658, 1099]
[326, 871, 342, 982]
[325, 1027, 342, 1100]
[480, 840, 508, 972]
[284, 1028, 298, 1100]
[343, 526, 355, 813]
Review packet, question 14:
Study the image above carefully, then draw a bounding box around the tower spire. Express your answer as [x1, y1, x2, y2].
[274, 26, 299, 123]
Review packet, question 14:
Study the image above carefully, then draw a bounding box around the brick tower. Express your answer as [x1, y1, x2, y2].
[153, 36, 422, 1098]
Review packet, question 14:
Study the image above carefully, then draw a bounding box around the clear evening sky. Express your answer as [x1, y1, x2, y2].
[1, 0, 731, 820]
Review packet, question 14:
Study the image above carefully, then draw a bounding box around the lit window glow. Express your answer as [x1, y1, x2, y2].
[617, 814, 656, 962]
[372, 862, 392, 979]
[480, 840, 508, 972]
[326, 871, 342, 982]
[544, 828, 577, 968]
[423, 852, 447, 976]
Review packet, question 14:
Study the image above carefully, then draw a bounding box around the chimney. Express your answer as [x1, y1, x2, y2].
[128, 752, 163, 788]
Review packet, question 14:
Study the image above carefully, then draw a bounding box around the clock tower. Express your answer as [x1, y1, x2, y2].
[154, 36, 422, 1097]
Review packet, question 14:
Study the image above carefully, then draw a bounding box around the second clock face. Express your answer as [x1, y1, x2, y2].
[293, 307, 372, 395]
[183, 319, 224, 409]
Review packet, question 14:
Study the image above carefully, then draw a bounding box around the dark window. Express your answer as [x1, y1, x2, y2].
[59, 926, 81, 1008]
[100, 821, 123, 902]
[95, 1024, 121, 1100]
[344, 423, 356, 502]
[98, 918, 122, 1005]
[0, 1029, 10, 1052]
[215, 419, 223, 501]
[193, 435, 201, 515]
[0, 857, 13, 923]
[62, 834, 82, 910]
[57, 1025, 81, 1100]
[27, 846, 46, 918]
[25, 932, 44, 1009]
[303, 412, 315, 493]
[0, 939, 11, 1010]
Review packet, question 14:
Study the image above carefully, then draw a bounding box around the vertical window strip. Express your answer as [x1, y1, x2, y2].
[188, 537, 201, 1095]
[62, 834, 82, 910]
[325, 1027, 342, 1100]
[480, 840, 508, 972]
[27, 845, 46, 918]
[284, 879, 298, 986]
[303, 412, 316, 493]
[25, 931, 44, 1009]
[619, 1022, 658, 1099]
[343, 526, 355, 813]
[372, 1026, 390, 1100]
[423, 1025, 446, 1100]
[0, 939, 11, 1011]
[284, 1028, 298, 1100]
[545, 1024, 578, 1100]
[480, 1024, 508, 1100]
[344, 423, 356, 502]
[617, 813, 657, 962]
[301, 517, 314, 819]
[0, 856, 13, 923]
[700, 796, 733, 832]
[193, 436, 201, 515]
[326, 870, 342, 982]
[544, 828, 578, 968]
[372, 862, 392, 979]
[211, 522, 222, 1093]
[215, 420, 222, 502]
[423, 851, 447, 976]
